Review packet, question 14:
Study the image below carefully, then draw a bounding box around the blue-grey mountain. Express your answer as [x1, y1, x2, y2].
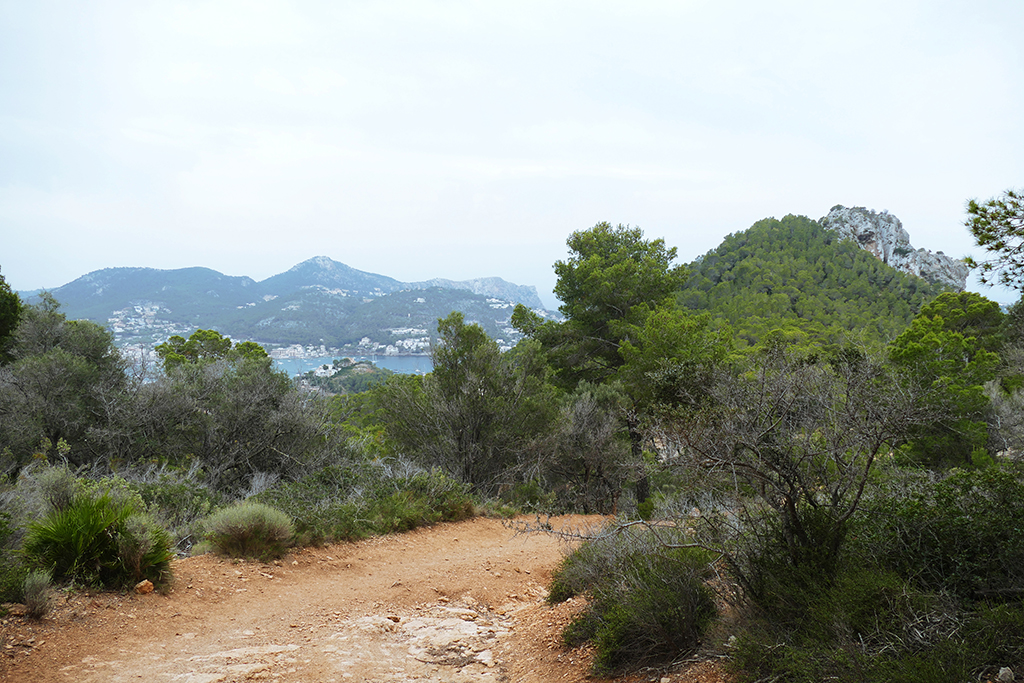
[23, 257, 551, 354]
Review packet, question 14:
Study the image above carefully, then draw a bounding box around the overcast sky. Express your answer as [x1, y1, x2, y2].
[2, 1, 1022, 309]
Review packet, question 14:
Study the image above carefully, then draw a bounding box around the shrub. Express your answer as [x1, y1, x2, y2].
[116, 466, 224, 553]
[254, 463, 370, 545]
[21, 491, 174, 589]
[255, 462, 475, 545]
[33, 464, 80, 513]
[497, 479, 557, 513]
[727, 465, 1024, 683]
[732, 599, 1024, 683]
[6, 462, 82, 527]
[867, 467, 1024, 600]
[0, 553, 28, 603]
[381, 469, 476, 525]
[548, 536, 616, 604]
[22, 570, 53, 619]
[200, 502, 294, 560]
[551, 524, 717, 673]
[116, 514, 175, 586]
[0, 508, 28, 602]
[23, 492, 131, 585]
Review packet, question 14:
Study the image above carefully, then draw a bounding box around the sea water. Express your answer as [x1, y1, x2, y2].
[273, 355, 433, 377]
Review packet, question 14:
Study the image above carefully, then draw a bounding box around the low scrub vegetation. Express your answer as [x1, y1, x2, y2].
[255, 462, 475, 545]
[22, 569, 53, 619]
[197, 502, 294, 561]
[21, 487, 174, 590]
[550, 523, 718, 673]
[723, 464, 1024, 683]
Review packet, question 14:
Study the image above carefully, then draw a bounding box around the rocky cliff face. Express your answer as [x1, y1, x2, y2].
[820, 205, 970, 291]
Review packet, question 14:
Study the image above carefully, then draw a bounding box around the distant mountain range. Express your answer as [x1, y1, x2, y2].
[22, 257, 553, 356]
[20, 206, 969, 361]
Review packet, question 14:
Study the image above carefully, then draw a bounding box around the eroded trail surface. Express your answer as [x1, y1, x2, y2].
[1, 516, 729, 683]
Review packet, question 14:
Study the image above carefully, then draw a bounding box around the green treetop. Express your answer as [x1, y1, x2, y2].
[514, 222, 687, 388]
[155, 329, 270, 372]
[965, 188, 1024, 290]
[889, 291, 1003, 468]
[0, 268, 22, 365]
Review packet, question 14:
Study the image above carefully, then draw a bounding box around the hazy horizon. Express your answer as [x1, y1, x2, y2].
[3, 1, 1022, 307]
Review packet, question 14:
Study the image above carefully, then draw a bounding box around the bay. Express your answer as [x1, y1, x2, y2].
[274, 354, 433, 377]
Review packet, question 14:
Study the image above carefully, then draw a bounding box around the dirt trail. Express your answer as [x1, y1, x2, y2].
[0, 516, 729, 683]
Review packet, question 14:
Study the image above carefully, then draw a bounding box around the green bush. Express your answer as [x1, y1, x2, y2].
[21, 491, 174, 589]
[962, 601, 1024, 672]
[550, 524, 717, 673]
[116, 514, 175, 585]
[497, 479, 557, 513]
[200, 502, 294, 560]
[732, 599, 1024, 683]
[730, 503, 853, 628]
[256, 463, 475, 545]
[382, 470, 476, 525]
[548, 536, 614, 604]
[33, 464, 80, 513]
[6, 462, 82, 526]
[23, 493, 130, 585]
[118, 467, 224, 552]
[0, 551, 28, 603]
[22, 570, 53, 619]
[0, 507, 28, 602]
[727, 466, 1024, 683]
[868, 467, 1024, 600]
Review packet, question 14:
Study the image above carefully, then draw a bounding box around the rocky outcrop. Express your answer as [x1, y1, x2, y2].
[820, 205, 970, 291]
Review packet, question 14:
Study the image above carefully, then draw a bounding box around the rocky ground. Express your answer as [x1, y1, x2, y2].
[0, 516, 732, 683]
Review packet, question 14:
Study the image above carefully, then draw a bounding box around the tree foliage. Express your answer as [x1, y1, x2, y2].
[134, 354, 333, 491]
[155, 329, 269, 372]
[679, 214, 948, 350]
[514, 222, 694, 506]
[617, 308, 732, 414]
[545, 382, 630, 513]
[965, 188, 1024, 289]
[889, 292, 1003, 467]
[515, 222, 687, 388]
[667, 341, 931, 588]
[0, 294, 127, 469]
[375, 312, 557, 494]
[0, 268, 22, 365]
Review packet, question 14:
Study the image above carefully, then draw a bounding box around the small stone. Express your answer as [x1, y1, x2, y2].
[135, 580, 154, 595]
[999, 667, 1015, 682]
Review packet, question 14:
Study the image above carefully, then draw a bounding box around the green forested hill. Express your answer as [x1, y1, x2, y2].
[678, 214, 949, 348]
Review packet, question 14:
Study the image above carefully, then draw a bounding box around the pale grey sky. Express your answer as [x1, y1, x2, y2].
[2, 0, 1022, 308]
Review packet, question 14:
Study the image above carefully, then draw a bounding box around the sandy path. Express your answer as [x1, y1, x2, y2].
[1, 516, 609, 683]
[1, 515, 730, 683]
